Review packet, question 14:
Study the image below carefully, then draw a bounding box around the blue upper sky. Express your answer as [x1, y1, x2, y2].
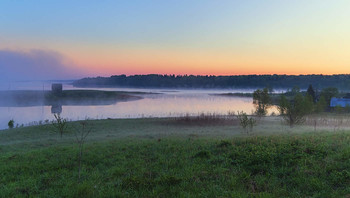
[1, 0, 350, 80]
[1, 0, 332, 48]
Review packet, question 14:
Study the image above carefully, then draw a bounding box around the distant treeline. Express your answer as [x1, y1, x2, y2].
[73, 74, 350, 89]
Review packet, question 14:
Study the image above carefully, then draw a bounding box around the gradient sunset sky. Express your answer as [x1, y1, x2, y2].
[1, 0, 350, 80]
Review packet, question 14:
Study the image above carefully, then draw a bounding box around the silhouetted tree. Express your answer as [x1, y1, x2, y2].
[278, 93, 313, 127]
[320, 87, 339, 107]
[253, 88, 271, 116]
[307, 84, 316, 103]
[73, 74, 350, 89]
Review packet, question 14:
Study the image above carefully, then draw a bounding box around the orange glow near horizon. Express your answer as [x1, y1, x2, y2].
[63, 44, 350, 77]
[4, 40, 350, 77]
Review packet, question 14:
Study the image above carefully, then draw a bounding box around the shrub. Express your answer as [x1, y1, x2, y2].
[74, 121, 93, 182]
[174, 113, 231, 125]
[52, 113, 68, 138]
[237, 111, 256, 134]
[8, 119, 14, 129]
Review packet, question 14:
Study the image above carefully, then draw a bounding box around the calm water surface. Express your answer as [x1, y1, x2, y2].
[0, 81, 278, 129]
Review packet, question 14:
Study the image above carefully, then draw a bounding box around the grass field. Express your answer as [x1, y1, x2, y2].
[1, 116, 350, 197]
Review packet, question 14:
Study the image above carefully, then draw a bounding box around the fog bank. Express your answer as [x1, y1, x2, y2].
[0, 49, 83, 82]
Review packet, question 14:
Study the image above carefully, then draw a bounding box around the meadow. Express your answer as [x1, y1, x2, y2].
[1, 115, 350, 197]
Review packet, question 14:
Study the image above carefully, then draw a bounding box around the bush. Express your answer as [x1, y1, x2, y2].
[8, 119, 14, 129]
[237, 111, 256, 134]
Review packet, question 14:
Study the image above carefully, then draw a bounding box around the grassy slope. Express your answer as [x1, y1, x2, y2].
[1, 118, 350, 197]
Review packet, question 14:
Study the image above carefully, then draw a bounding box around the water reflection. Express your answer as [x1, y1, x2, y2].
[0, 86, 279, 129]
[51, 103, 62, 114]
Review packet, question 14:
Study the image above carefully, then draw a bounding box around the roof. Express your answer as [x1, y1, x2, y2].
[330, 97, 350, 107]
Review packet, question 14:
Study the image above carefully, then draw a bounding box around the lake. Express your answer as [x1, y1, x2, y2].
[0, 81, 279, 129]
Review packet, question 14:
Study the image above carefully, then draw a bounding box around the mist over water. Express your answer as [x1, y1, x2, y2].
[0, 80, 74, 91]
[0, 49, 84, 82]
[0, 81, 280, 129]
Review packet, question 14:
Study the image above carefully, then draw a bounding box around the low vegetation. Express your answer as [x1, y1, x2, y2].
[1, 117, 350, 197]
[237, 111, 256, 134]
[1, 83, 350, 197]
[52, 113, 68, 138]
[73, 121, 93, 182]
[173, 112, 236, 126]
[7, 119, 14, 129]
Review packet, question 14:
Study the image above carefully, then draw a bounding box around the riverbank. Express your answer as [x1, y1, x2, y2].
[1, 117, 350, 197]
[0, 90, 149, 107]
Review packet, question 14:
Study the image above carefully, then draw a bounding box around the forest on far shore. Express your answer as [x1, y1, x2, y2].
[73, 74, 350, 89]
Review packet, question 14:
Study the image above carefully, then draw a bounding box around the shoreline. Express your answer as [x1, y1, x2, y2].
[0, 89, 152, 107]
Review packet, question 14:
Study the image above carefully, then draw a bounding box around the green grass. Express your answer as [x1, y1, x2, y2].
[2, 118, 350, 197]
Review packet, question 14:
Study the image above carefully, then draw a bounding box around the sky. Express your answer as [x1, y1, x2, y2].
[1, 0, 350, 80]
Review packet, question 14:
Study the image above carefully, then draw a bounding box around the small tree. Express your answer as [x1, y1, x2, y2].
[8, 119, 14, 129]
[253, 88, 271, 116]
[74, 121, 92, 182]
[278, 93, 313, 127]
[52, 113, 68, 138]
[237, 111, 256, 134]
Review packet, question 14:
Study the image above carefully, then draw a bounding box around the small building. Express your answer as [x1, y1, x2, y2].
[330, 97, 350, 107]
